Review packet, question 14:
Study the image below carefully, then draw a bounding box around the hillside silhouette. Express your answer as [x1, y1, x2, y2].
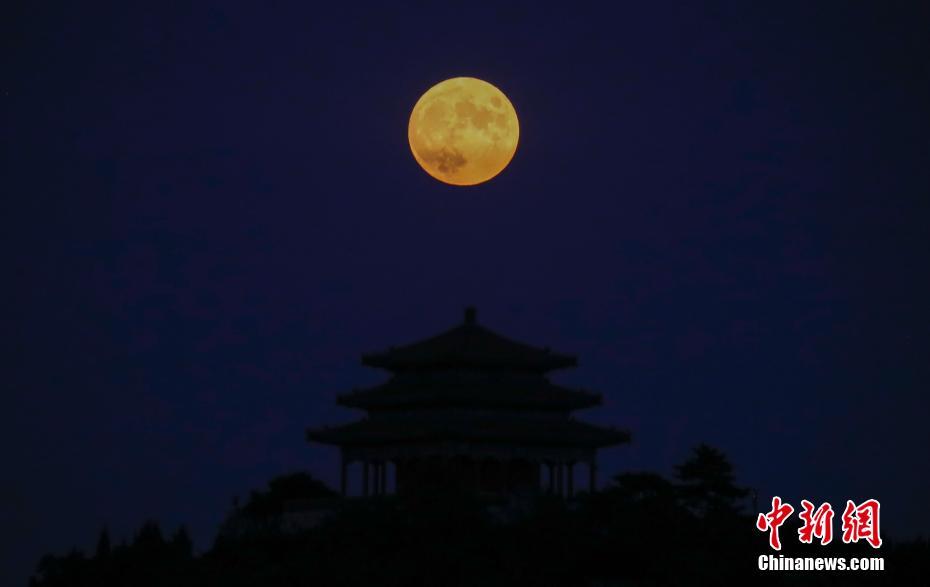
[29, 445, 926, 586]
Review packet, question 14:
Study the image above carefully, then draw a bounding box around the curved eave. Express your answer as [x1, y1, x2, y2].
[336, 390, 602, 411]
[306, 420, 630, 449]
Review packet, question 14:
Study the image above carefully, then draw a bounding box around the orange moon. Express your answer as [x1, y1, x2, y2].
[408, 77, 519, 186]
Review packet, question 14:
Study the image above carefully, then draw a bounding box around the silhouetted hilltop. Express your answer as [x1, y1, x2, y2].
[30, 445, 927, 586]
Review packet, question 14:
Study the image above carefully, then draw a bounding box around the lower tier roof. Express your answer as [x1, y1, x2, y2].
[307, 415, 629, 449]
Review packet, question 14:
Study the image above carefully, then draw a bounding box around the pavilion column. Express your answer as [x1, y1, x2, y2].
[362, 460, 370, 497]
[547, 462, 555, 494]
[589, 459, 597, 493]
[567, 461, 575, 498]
[556, 462, 564, 497]
[380, 461, 387, 495]
[444, 455, 453, 488]
[340, 456, 347, 496]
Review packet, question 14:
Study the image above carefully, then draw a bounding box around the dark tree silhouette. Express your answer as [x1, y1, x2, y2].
[607, 471, 677, 502]
[169, 526, 193, 560]
[94, 527, 110, 560]
[240, 471, 337, 517]
[133, 521, 164, 547]
[675, 442, 750, 516]
[29, 448, 928, 587]
[30, 550, 88, 587]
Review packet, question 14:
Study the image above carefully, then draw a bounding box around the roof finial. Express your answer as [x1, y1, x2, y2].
[464, 306, 477, 325]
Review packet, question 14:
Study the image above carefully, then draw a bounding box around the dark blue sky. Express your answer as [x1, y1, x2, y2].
[3, 2, 928, 584]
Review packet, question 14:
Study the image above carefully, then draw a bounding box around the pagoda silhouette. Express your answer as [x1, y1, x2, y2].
[307, 307, 629, 498]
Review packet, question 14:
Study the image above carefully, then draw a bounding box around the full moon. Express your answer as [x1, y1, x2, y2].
[408, 77, 519, 186]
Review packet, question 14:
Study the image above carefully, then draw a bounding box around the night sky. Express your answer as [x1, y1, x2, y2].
[3, 2, 929, 584]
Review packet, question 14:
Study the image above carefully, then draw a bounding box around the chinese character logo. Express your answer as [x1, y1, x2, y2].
[756, 497, 881, 549]
[798, 500, 834, 545]
[841, 499, 882, 548]
[756, 496, 794, 550]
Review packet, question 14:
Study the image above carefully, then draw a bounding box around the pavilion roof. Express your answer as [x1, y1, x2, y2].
[338, 375, 601, 411]
[362, 307, 576, 373]
[307, 415, 630, 449]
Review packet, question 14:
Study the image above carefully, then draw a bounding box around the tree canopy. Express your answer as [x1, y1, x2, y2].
[30, 457, 927, 587]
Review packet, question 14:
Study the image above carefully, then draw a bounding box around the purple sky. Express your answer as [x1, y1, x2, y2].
[3, 2, 928, 585]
